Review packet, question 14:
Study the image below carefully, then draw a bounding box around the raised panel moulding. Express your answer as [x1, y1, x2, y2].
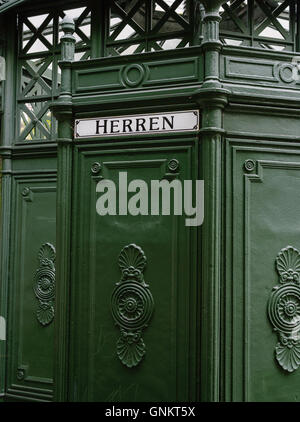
[224, 56, 300, 86]
[74, 57, 200, 93]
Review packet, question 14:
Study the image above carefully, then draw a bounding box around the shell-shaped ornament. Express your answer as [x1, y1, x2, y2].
[276, 246, 300, 284]
[116, 330, 146, 368]
[119, 244, 147, 274]
[275, 338, 300, 372]
[38, 243, 56, 263]
[36, 302, 54, 326]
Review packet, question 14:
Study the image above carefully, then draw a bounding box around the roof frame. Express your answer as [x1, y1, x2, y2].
[0, 0, 29, 14]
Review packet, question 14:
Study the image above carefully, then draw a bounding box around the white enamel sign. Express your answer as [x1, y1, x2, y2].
[74, 110, 199, 138]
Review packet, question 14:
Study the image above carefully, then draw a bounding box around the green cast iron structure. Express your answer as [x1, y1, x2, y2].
[1, 0, 300, 402]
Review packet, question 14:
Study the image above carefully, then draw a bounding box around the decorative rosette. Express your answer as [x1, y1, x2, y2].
[268, 246, 300, 372]
[111, 244, 154, 368]
[33, 243, 56, 327]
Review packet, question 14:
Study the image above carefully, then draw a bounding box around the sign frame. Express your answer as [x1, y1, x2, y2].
[74, 110, 200, 139]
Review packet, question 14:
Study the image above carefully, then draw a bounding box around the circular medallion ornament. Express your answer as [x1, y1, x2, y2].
[21, 187, 30, 197]
[268, 284, 300, 334]
[278, 63, 295, 84]
[244, 159, 256, 172]
[111, 281, 154, 330]
[168, 159, 180, 173]
[91, 162, 102, 175]
[122, 64, 145, 87]
[112, 244, 154, 368]
[34, 267, 55, 301]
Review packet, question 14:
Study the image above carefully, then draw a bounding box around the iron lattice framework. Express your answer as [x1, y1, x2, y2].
[17, 0, 198, 141]
[107, 0, 196, 55]
[14, 0, 300, 142]
[18, 4, 91, 141]
[220, 0, 297, 51]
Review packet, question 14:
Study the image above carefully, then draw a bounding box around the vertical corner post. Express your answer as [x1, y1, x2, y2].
[0, 13, 16, 399]
[52, 16, 75, 402]
[60, 16, 76, 102]
[195, 0, 230, 402]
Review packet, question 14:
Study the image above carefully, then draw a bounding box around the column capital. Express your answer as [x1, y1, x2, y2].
[193, 87, 230, 108]
[198, 0, 225, 14]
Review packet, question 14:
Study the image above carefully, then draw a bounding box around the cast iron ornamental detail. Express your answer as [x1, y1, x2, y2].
[268, 246, 300, 372]
[33, 243, 56, 326]
[111, 244, 154, 368]
[220, 0, 295, 52]
[18, 5, 91, 141]
[107, 0, 193, 56]
[195, 0, 229, 403]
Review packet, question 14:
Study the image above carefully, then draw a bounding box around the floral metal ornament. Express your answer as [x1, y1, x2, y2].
[111, 244, 154, 368]
[33, 243, 56, 326]
[268, 246, 300, 372]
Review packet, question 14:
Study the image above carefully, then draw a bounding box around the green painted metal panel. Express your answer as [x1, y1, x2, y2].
[6, 171, 56, 401]
[3, 0, 300, 403]
[69, 139, 199, 402]
[225, 139, 300, 402]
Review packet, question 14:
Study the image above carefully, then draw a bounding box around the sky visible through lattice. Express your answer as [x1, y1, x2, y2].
[18, 0, 295, 141]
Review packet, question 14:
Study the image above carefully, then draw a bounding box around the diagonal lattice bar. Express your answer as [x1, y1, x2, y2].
[22, 14, 54, 55]
[152, 0, 190, 33]
[254, 0, 290, 40]
[221, 0, 248, 34]
[19, 101, 52, 140]
[109, 0, 146, 41]
[20, 57, 53, 98]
